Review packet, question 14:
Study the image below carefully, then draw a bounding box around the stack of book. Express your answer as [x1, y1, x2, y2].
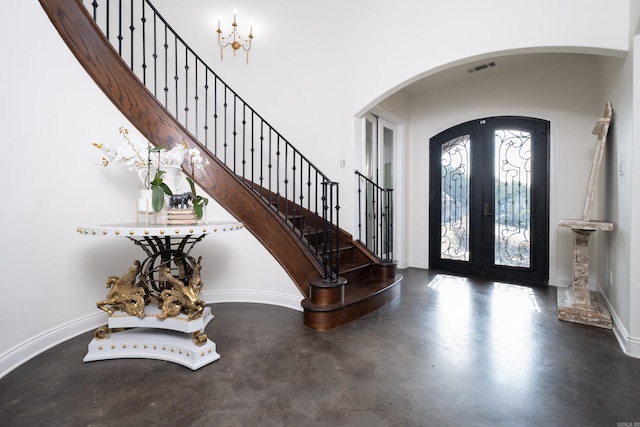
[166, 209, 197, 225]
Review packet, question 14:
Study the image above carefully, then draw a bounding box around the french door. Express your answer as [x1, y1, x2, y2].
[428, 117, 549, 285]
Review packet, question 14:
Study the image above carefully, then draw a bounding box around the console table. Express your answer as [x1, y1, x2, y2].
[77, 221, 243, 369]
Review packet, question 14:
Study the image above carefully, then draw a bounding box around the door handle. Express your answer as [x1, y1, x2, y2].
[483, 202, 493, 217]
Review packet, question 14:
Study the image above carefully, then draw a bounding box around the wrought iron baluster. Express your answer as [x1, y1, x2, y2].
[91, 0, 98, 22]
[241, 103, 247, 179]
[213, 76, 219, 156]
[223, 89, 228, 164]
[203, 72, 209, 146]
[284, 143, 289, 224]
[163, 26, 168, 106]
[129, 0, 134, 70]
[105, 0, 110, 40]
[298, 155, 304, 228]
[232, 95, 238, 173]
[141, 0, 147, 84]
[117, 0, 123, 54]
[276, 135, 281, 212]
[174, 35, 179, 118]
[267, 130, 273, 204]
[184, 46, 189, 130]
[385, 189, 394, 261]
[305, 163, 313, 245]
[259, 120, 265, 196]
[250, 111, 255, 187]
[152, 12, 157, 96]
[194, 58, 199, 139]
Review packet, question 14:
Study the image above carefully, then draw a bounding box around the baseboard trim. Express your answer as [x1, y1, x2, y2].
[201, 290, 303, 312]
[0, 311, 107, 380]
[598, 286, 640, 359]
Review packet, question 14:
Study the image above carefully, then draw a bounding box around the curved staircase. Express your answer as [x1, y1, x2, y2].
[39, 0, 401, 330]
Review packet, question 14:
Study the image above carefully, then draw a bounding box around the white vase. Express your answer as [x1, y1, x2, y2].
[159, 165, 185, 194]
[137, 189, 154, 213]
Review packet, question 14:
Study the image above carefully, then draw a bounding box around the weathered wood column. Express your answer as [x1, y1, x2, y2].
[557, 102, 613, 329]
[557, 220, 612, 328]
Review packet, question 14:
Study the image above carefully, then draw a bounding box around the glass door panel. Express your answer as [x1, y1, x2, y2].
[494, 129, 531, 268]
[440, 135, 471, 261]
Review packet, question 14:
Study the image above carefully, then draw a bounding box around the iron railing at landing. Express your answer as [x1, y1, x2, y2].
[355, 171, 393, 262]
[83, 0, 340, 281]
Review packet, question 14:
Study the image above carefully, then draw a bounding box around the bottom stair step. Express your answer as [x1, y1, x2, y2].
[302, 274, 402, 330]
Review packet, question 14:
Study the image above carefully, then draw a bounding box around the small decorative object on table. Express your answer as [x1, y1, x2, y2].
[165, 147, 211, 225]
[167, 191, 197, 225]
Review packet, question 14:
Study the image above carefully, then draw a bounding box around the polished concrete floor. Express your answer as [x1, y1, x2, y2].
[2, 268, 640, 426]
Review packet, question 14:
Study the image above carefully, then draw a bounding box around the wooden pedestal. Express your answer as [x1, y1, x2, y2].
[557, 220, 613, 329]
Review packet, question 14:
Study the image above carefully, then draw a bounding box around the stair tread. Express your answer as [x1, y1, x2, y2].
[344, 276, 400, 301]
[339, 259, 372, 273]
[302, 275, 401, 312]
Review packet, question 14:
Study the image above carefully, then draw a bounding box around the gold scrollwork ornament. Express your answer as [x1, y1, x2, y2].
[94, 326, 112, 339]
[192, 331, 208, 346]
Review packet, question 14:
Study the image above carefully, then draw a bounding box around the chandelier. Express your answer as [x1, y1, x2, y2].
[217, 9, 253, 64]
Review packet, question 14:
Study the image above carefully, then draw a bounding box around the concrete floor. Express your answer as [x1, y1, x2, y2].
[2, 268, 640, 426]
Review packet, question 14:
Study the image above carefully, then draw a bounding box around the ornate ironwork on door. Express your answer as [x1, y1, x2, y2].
[494, 129, 531, 268]
[440, 135, 470, 261]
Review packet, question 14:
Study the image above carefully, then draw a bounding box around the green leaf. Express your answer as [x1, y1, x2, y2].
[194, 204, 203, 220]
[159, 182, 173, 196]
[186, 177, 197, 195]
[152, 185, 165, 212]
[150, 170, 165, 187]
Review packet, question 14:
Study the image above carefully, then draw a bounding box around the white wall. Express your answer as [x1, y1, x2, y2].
[0, 0, 636, 376]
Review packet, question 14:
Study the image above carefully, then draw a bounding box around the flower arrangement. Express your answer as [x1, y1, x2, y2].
[93, 127, 211, 216]
[93, 127, 187, 179]
[93, 127, 188, 211]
